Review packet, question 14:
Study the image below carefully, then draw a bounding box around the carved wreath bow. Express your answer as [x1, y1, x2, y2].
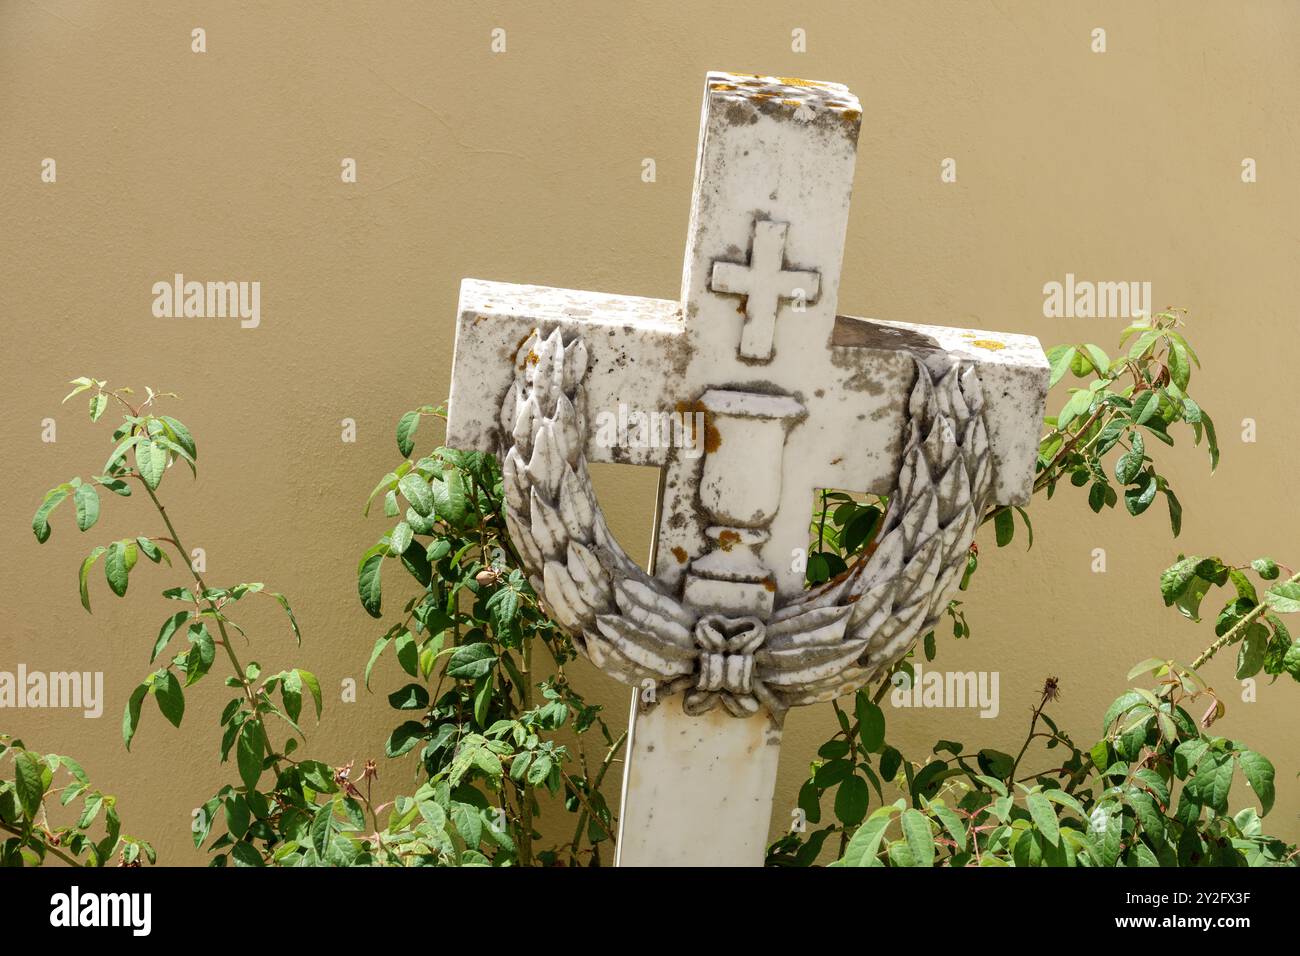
[683, 615, 767, 718]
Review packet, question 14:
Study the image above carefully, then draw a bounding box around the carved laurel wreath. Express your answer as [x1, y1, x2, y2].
[498, 328, 993, 724]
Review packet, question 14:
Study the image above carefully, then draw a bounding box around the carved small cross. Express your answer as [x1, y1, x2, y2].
[446, 72, 1048, 866]
[710, 219, 821, 360]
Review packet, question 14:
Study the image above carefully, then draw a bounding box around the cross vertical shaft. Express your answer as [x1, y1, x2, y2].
[617, 74, 863, 866]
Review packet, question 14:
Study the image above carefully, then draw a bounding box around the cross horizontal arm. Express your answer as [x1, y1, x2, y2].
[828, 314, 1049, 506]
[446, 279, 689, 466]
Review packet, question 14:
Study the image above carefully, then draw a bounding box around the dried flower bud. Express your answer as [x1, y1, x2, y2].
[1042, 676, 1060, 703]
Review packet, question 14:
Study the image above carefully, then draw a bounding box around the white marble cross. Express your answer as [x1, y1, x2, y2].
[446, 72, 1048, 866]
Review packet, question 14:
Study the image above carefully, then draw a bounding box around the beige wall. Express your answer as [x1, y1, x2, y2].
[2, 1, 1296, 864]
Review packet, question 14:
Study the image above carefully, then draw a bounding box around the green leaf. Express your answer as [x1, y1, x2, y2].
[78, 546, 107, 612]
[230, 841, 264, 867]
[1200, 410, 1220, 471]
[309, 803, 335, 857]
[1115, 431, 1144, 484]
[396, 411, 421, 457]
[1128, 329, 1159, 361]
[1164, 487, 1182, 537]
[841, 805, 896, 866]
[1026, 790, 1060, 846]
[364, 472, 398, 517]
[357, 552, 384, 618]
[1102, 690, 1144, 734]
[1236, 623, 1268, 679]
[1046, 345, 1076, 388]
[103, 434, 141, 475]
[431, 469, 470, 526]
[1282, 640, 1300, 681]
[281, 669, 303, 722]
[1082, 343, 1110, 375]
[73, 483, 100, 532]
[151, 610, 190, 663]
[393, 629, 418, 677]
[1043, 788, 1087, 820]
[237, 719, 265, 789]
[485, 584, 521, 641]
[900, 808, 934, 867]
[1251, 557, 1280, 580]
[398, 473, 434, 517]
[448, 643, 497, 680]
[158, 416, 197, 460]
[185, 623, 215, 686]
[834, 775, 869, 827]
[1160, 557, 1200, 605]
[389, 521, 413, 556]
[297, 669, 322, 719]
[1173, 738, 1209, 778]
[122, 683, 148, 749]
[154, 670, 185, 727]
[135, 438, 166, 489]
[1237, 750, 1275, 816]
[13, 751, 45, 820]
[1184, 752, 1233, 812]
[385, 722, 426, 759]
[364, 633, 392, 690]
[1123, 470, 1158, 516]
[94, 475, 131, 497]
[270, 592, 301, 645]
[1126, 658, 1166, 680]
[1265, 581, 1300, 614]
[135, 537, 167, 564]
[1168, 340, 1191, 391]
[927, 800, 967, 853]
[32, 485, 70, 543]
[1129, 390, 1158, 426]
[388, 683, 431, 710]
[62, 377, 95, 403]
[104, 539, 138, 597]
[855, 692, 885, 752]
[1088, 481, 1106, 513]
[993, 508, 1014, 547]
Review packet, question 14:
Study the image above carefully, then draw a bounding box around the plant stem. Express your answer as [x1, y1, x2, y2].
[0, 820, 82, 867]
[1191, 569, 1300, 670]
[1004, 686, 1053, 789]
[141, 483, 282, 775]
[518, 637, 534, 866]
[567, 729, 627, 861]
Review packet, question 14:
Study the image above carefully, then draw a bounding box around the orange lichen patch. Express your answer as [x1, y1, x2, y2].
[710, 82, 736, 92]
[717, 530, 741, 552]
[778, 76, 827, 88]
[671, 546, 688, 564]
[525, 350, 540, 365]
[842, 109, 862, 124]
[704, 421, 721, 453]
[761, 577, 777, 593]
[751, 91, 776, 100]
[969, 339, 1006, 351]
[673, 399, 719, 453]
[781, 98, 804, 108]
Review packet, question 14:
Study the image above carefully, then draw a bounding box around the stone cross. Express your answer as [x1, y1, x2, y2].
[446, 72, 1048, 866]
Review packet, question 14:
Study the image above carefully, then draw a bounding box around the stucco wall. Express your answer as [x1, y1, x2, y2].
[2, 0, 1296, 864]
